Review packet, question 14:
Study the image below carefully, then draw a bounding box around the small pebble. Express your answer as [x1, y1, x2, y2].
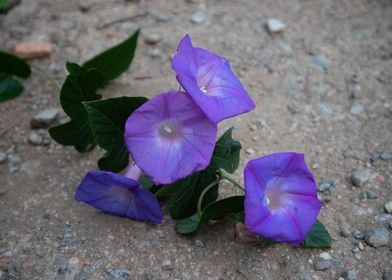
[340, 227, 351, 238]
[266, 18, 286, 33]
[351, 247, 360, 253]
[27, 131, 43, 145]
[246, 148, 255, 155]
[161, 259, 173, 271]
[365, 228, 390, 247]
[364, 191, 377, 199]
[0, 152, 7, 163]
[318, 180, 334, 193]
[342, 269, 357, 280]
[350, 101, 364, 115]
[107, 268, 131, 279]
[314, 260, 331, 271]
[319, 252, 332, 261]
[380, 152, 392, 161]
[313, 56, 331, 71]
[194, 239, 204, 248]
[30, 108, 59, 129]
[14, 41, 53, 59]
[191, 11, 206, 24]
[351, 168, 377, 188]
[384, 201, 392, 214]
[144, 32, 162, 45]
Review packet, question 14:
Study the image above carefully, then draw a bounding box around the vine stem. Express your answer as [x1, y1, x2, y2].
[197, 179, 220, 215]
[218, 168, 245, 192]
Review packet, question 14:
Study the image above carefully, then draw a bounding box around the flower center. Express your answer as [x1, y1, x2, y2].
[159, 121, 179, 139]
[200, 86, 207, 94]
[264, 188, 282, 210]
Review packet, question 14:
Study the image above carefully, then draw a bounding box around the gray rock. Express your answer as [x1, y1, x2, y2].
[340, 227, 351, 238]
[30, 108, 59, 129]
[351, 168, 377, 187]
[318, 180, 335, 193]
[365, 228, 390, 247]
[319, 252, 332, 260]
[380, 152, 392, 161]
[83, 264, 96, 273]
[353, 229, 365, 240]
[191, 11, 206, 24]
[107, 268, 131, 279]
[49, 63, 62, 75]
[312, 82, 330, 95]
[314, 260, 332, 271]
[374, 214, 392, 223]
[266, 18, 286, 33]
[27, 131, 43, 145]
[384, 270, 392, 280]
[351, 246, 360, 253]
[385, 202, 392, 214]
[364, 191, 377, 199]
[246, 148, 255, 155]
[0, 186, 9, 196]
[350, 100, 365, 115]
[342, 269, 357, 280]
[194, 239, 204, 248]
[0, 151, 7, 163]
[313, 56, 331, 71]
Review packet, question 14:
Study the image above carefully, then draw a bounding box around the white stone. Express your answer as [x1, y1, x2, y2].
[385, 201, 392, 214]
[266, 18, 287, 33]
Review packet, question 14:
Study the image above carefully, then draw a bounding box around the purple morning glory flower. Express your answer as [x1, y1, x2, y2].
[75, 170, 163, 224]
[172, 35, 256, 123]
[124, 91, 217, 185]
[244, 152, 322, 246]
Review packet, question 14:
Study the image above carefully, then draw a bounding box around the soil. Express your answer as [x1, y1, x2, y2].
[1, 0, 391, 279]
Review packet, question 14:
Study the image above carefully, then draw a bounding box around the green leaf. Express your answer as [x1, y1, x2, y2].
[156, 127, 242, 219]
[176, 213, 200, 234]
[0, 75, 23, 102]
[84, 96, 148, 172]
[176, 196, 245, 234]
[83, 29, 139, 81]
[0, 51, 31, 78]
[210, 127, 241, 173]
[197, 196, 244, 231]
[49, 63, 105, 152]
[303, 220, 332, 248]
[168, 170, 219, 219]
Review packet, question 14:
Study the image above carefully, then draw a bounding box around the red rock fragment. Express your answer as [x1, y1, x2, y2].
[14, 41, 53, 59]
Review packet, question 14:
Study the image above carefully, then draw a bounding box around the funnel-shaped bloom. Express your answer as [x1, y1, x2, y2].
[172, 35, 255, 123]
[75, 170, 162, 224]
[244, 152, 321, 246]
[124, 91, 217, 185]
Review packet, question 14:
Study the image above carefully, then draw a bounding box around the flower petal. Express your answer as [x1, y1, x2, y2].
[172, 34, 255, 123]
[124, 91, 217, 184]
[75, 170, 162, 224]
[244, 152, 321, 245]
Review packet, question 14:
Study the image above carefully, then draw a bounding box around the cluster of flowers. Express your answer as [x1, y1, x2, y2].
[75, 35, 321, 246]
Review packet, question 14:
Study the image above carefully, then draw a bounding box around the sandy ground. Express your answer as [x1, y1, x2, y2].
[0, 0, 391, 279]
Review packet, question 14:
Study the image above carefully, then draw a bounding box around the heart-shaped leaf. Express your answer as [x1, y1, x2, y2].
[83, 29, 139, 81]
[84, 96, 148, 172]
[49, 63, 105, 152]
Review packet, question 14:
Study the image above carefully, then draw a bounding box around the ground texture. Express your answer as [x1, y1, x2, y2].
[0, 0, 392, 279]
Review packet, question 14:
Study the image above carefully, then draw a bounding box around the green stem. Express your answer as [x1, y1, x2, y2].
[197, 179, 220, 215]
[218, 168, 245, 192]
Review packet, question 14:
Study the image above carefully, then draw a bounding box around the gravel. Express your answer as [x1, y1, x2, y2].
[364, 228, 390, 247]
[191, 11, 206, 24]
[384, 202, 392, 214]
[0, 151, 7, 163]
[30, 108, 59, 129]
[314, 260, 332, 271]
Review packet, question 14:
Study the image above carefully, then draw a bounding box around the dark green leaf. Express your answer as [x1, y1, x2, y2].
[49, 63, 105, 152]
[197, 196, 244, 232]
[210, 127, 241, 173]
[0, 51, 31, 78]
[168, 170, 219, 219]
[176, 196, 244, 234]
[303, 220, 332, 248]
[0, 75, 23, 102]
[156, 128, 241, 219]
[84, 96, 147, 172]
[0, 0, 12, 13]
[139, 175, 154, 190]
[83, 29, 139, 81]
